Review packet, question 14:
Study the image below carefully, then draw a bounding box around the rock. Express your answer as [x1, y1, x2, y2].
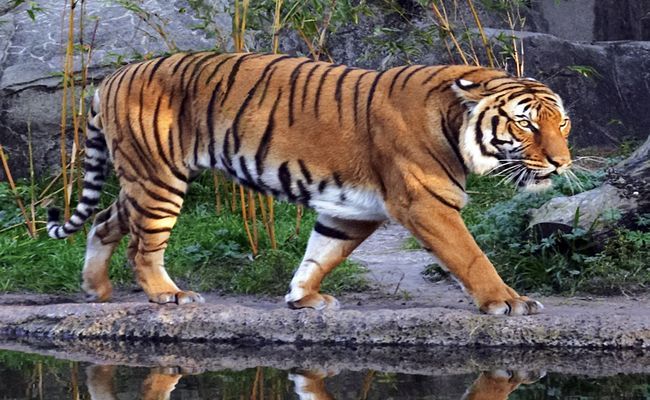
[530, 0, 650, 42]
[0, 0, 230, 179]
[530, 134, 650, 236]
[529, 184, 637, 236]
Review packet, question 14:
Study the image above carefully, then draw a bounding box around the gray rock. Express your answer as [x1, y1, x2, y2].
[530, 134, 649, 236]
[529, 183, 637, 235]
[0, 0, 231, 179]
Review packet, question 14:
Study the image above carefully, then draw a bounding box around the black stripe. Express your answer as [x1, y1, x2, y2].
[222, 128, 232, 167]
[422, 65, 452, 86]
[426, 80, 453, 100]
[289, 60, 312, 126]
[171, 53, 196, 75]
[425, 148, 465, 192]
[297, 180, 311, 205]
[84, 162, 104, 173]
[239, 156, 262, 191]
[135, 223, 172, 235]
[333, 172, 343, 187]
[220, 53, 259, 106]
[314, 65, 336, 118]
[148, 206, 180, 217]
[400, 65, 428, 90]
[207, 80, 223, 167]
[205, 54, 237, 83]
[335, 67, 354, 124]
[440, 111, 468, 174]
[147, 56, 169, 86]
[231, 55, 291, 153]
[80, 195, 100, 206]
[318, 179, 328, 193]
[475, 110, 497, 157]
[314, 221, 351, 240]
[258, 66, 278, 106]
[366, 71, 386, 136]
[412, 175, 461, 212]
[138, 183, 182, 209]
[94, 208, 111, 225]
[301, 64, 321, 110]
[255, 89, 283, 176]
[83, 182, 104, 192]
[125, 195, 169, 220]
[388, 65, 411, 97]
[278, 161, 296, 201]
[297, 159, 313, 184]
[353, 71, 372, 127]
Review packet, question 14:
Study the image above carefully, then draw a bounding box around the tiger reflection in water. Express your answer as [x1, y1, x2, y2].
[85, 364, 542, 399]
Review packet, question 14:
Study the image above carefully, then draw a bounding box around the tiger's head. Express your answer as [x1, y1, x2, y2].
[453, 76, 571, 191]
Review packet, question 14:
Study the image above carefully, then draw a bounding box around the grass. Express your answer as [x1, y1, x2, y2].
[0, 173, 367, 296]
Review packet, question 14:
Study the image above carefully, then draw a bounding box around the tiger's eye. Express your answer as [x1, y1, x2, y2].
[518, 120, 532, 129]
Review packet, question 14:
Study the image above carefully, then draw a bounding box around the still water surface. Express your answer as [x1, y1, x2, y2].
[1, 346, 649, 399]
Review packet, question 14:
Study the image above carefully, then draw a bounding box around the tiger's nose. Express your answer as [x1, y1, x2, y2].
[547, 155, 571, 173]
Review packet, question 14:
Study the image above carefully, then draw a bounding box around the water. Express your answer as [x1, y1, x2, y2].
[0, 340, 648, 399]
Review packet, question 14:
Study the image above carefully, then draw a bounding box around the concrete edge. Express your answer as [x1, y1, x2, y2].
[0, 302, 648, 349]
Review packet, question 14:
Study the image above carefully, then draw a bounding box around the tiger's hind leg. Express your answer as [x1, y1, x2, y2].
[82, 198, 129, 302]
[285, 215, 382, 310]
[122, 183, 203, 305]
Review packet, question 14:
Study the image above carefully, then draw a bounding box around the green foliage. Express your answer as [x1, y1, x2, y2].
[467, 172, 648, 294]
[0, 176, 367, 296]
[12, 0, 44, 21]
[566, 65, 602, 79]
[417, 167, 649, 295]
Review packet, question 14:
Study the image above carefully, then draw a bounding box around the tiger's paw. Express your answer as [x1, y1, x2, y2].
[487, 369, 546, 384]
[285, 292, 340, 311]
[82, 282, 112, 303]
[149, 291, 204, 305]
[480, 296, 544, 316]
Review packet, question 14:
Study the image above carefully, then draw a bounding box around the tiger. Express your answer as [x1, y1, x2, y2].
[289, 369, 543, 400]
[47, 52, 572, 316]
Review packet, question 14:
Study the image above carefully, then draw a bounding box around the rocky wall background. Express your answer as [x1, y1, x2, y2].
[1, 0, 649, 179]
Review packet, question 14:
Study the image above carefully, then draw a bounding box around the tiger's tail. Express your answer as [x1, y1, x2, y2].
[48, 90, 108, 239]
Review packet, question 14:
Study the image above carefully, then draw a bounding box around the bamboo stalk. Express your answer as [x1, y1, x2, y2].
[239, 185, 257, 256]
[213, 172, 223, 214]
[0, 145, 35, 238]
[295, 205, 303, 235]
[59, 0, 78, 220]
[248, 189, 258, 249]
[466, 0, 495, 67]
[271, 0, 283, 54]
[431, 1, 469, 65]
[267, 195, 276, 249]
[27, 120, 37, 236]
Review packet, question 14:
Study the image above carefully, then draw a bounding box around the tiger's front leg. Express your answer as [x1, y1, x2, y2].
[285, 215, 382, 310]
[389, 197, 543, 316]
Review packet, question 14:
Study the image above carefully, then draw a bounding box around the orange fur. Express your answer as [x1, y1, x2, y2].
[49, 52, 571, 315]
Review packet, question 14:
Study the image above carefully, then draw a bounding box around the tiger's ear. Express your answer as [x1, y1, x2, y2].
[451, 79, 486, 109]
